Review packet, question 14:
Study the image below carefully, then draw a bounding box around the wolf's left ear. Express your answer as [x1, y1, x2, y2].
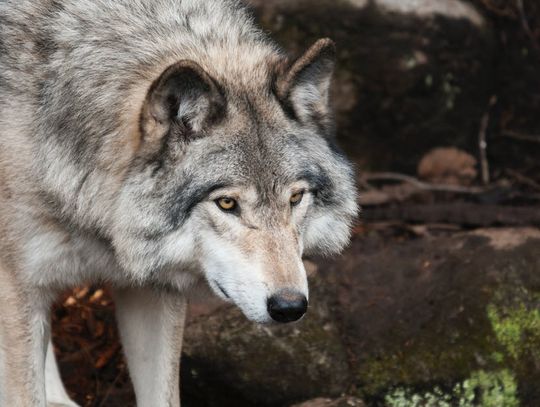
[140, 60, 225, 143]
[275, 38, 336, 133]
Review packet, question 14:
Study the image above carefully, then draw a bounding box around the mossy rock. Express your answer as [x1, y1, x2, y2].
[292, 396, 366, 407]
[181, 228, 540, 406]
[320, 228, 540, 405]
[383, 369, 519, 407]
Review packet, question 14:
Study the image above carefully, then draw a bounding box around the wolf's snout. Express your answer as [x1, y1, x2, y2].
[267, 290, 308, 323]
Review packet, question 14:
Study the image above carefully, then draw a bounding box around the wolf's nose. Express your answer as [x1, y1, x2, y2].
[267, 290, 308, 323]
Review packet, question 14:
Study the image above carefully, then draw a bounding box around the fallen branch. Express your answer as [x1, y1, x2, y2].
[362, 203, 540, 227]
[517, 0, 540, 52]
[500, 130, 540, 144]
[477, 0, 518, 18]
[506, 168, 540, 191]
[360, 172, 485, 194]
[478, 95, 497, 185]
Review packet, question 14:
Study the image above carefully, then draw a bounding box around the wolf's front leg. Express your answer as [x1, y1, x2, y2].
[113, 286, 187, 407]
[0, 269, 50, 407]
[45, 339, 80, 407]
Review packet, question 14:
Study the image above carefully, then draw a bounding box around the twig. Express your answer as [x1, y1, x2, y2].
[501, 130, 540, 144]
[478, 95, 497, 185]
[506, 168, 540, 191]
[477, 0, 517, 18]
[362, 203, 540, 227]
[357, 177, 376, 191]
[517, 0, 540, 52]
[360, 172, 486, 194]
[97, 368, 124, 407]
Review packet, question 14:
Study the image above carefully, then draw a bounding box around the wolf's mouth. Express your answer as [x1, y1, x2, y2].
[214, 281, 230, 299]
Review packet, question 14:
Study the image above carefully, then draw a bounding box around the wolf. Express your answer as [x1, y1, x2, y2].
[0, 0, 358, 405]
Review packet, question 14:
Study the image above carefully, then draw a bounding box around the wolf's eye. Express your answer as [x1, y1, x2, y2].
[290, 191, 304, 207]
[216, 197, 237, 212]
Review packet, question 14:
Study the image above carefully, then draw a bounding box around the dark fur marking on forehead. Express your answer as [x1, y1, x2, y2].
[238, 93, 277, 183]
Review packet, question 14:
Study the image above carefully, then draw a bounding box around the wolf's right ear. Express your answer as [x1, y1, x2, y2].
[140, 61, 226, 142]
[275, 38, 336, 133]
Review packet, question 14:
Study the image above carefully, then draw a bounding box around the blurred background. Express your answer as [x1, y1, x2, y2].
[52, 1, 540, 406]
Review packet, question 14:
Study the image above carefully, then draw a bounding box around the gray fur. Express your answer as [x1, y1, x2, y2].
[0, 0, 358, 405]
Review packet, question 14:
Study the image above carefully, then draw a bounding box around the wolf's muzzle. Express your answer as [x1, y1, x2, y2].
[267, 290, 308, 323]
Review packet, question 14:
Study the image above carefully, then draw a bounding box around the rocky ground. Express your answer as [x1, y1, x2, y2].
[53, 226, 540, 407]
[180, 227, 540, 407]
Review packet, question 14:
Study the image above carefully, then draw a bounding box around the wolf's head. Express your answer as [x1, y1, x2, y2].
[113, 39, 358, 323]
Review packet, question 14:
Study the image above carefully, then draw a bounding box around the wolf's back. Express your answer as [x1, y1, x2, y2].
[0, 0, 275, 163]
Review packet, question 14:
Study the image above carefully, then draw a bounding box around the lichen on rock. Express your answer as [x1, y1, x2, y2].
[384, 369, 518, 407]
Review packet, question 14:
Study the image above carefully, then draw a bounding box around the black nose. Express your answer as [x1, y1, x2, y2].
[267, 290, 308, 323]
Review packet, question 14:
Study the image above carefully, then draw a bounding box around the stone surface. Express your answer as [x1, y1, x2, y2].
[247, 0, 494, 172]
[182, 275, 351, 407]
[322, 227, 540, 405]
[291, 396, 366, 407]
[417, 147, 477, 185]
[181, 227, 540, 406]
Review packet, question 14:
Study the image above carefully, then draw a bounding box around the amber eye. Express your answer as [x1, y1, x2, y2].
[290, 191, 304, 206]
[216, 197, 237, 212]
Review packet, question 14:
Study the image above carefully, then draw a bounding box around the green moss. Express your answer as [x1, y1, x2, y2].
[384, 369, 519, 407]
[461, 370, 519, 407]
[385, 387, 453, 407]
[355, 261, 540, 396]
[375, 287, 540, 404]
[441, 73, 462, 110]
[487, 300, 540, 361]
[356, 323, 500, 395]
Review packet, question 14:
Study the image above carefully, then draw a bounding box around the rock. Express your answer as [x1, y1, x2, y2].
[247, 0, 494, 172]
[321, 227, 540, 405]
[181, 275, 351, 407]
[291, 396, 366, 407]
[371, 0, 484, 27]
[417, 147, 477, 185]
[182, 227, 540, 406]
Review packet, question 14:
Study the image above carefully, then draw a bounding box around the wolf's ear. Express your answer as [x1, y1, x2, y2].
[276, 38, 336, 133]
[140, 61, 225, 142]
